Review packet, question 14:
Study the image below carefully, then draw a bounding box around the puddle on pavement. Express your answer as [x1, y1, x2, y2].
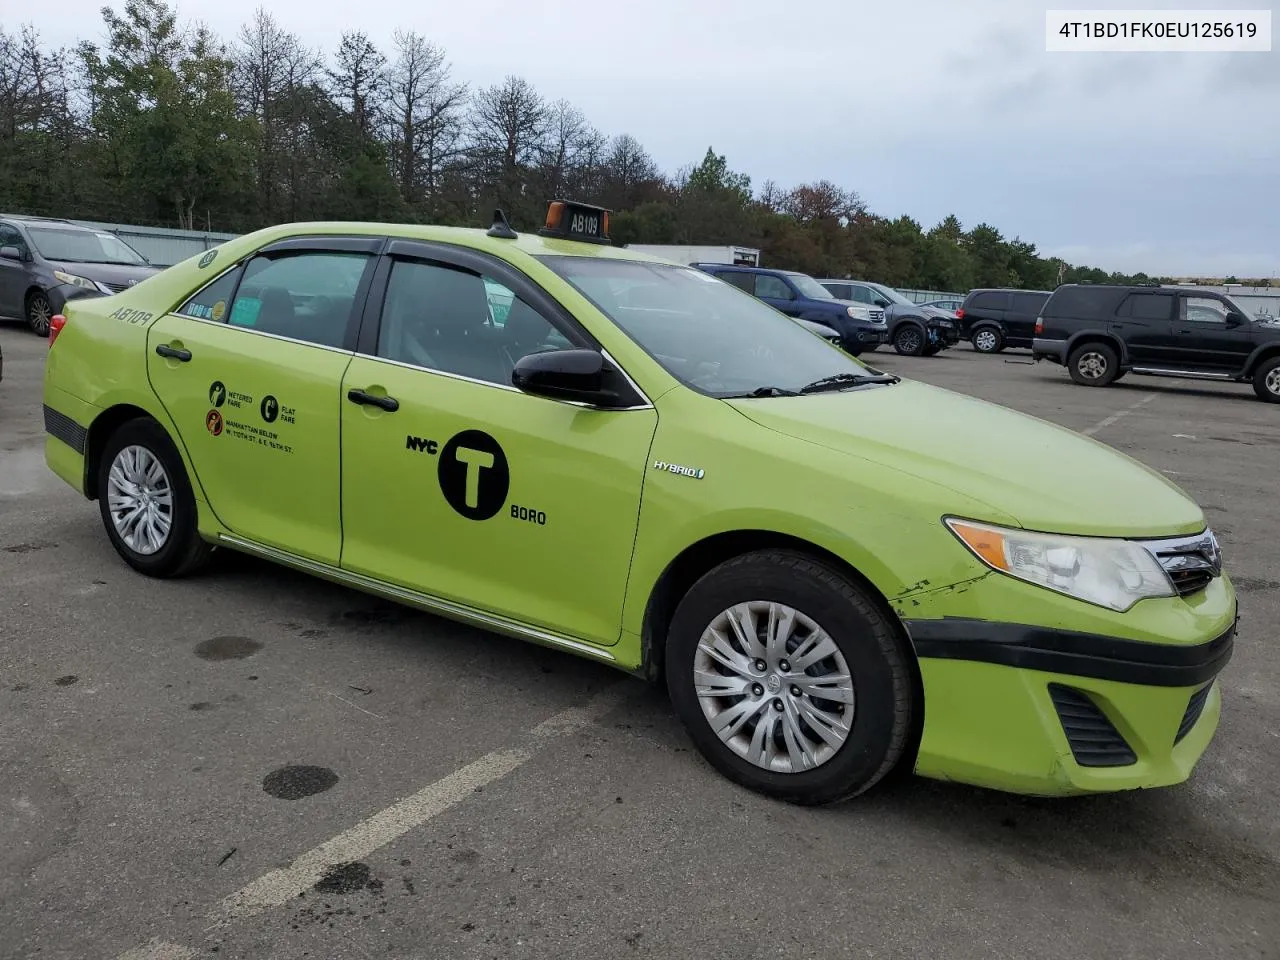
[194, 636, 263, 661]
[262, 765, 338, 800]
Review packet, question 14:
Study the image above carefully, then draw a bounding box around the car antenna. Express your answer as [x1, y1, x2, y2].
[487, 208, 518, 240]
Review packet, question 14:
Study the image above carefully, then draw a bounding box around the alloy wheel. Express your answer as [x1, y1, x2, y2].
[693, 600, 855, 774]
[1267, 367, 1280, 397]
[1077, 351, 1108, 380]
[27, 294, 52, 336]
[974, 330, 998, 352]
[106, 444, 174, 556]
[896, 329, 921, 354]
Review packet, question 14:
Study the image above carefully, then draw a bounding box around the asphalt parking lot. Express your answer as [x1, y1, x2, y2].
[2, 327, 1277, 960]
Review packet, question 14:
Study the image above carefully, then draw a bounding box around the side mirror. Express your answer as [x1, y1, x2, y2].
[0, 245, 22, 261]
[1225, 312, 1244, 328]
[512, 349, 627, 407]
[874, 298, 890, 308]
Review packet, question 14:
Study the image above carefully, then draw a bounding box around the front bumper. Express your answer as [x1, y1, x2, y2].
[46, 283, 107, 315]
[930, 323, 960, 346]
[897, 571, 1237, 796]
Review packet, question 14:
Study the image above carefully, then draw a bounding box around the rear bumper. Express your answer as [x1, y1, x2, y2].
[907, 616, 1236, 796]
[1032, 337, 1067, 363]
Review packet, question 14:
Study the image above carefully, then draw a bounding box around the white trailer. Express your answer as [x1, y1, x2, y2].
[623, 244, 761, 267]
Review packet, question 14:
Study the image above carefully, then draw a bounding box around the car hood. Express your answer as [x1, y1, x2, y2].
[48, 260, 162, 285]
[827, 298, 887, 320]
[725, 378, 1205, 538]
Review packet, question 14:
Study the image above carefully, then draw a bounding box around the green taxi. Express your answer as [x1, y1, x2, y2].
[41, 201, 1237, 805]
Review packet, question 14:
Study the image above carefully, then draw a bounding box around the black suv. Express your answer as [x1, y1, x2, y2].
[0, 215, 160, 335]
[1032, 284, 1280, 403]
[690, 263, 889, 355]
[956, 288, 1052, 353]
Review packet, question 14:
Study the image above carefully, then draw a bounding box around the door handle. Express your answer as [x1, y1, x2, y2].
[347, 388, 399, 412]
[155, 344, 192, 362]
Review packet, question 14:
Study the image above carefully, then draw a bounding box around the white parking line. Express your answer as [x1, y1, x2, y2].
[114, 681, 631, 957]
[1083, 393, 1157, 436]
[215, 683, 629, 921]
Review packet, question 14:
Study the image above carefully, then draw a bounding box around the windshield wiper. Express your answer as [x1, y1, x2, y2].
[799, 372, 900, 394]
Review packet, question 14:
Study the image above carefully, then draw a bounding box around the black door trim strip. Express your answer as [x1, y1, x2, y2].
[905, 617, 1235, 687]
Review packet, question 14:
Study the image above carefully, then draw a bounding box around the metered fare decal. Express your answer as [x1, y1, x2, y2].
[205, 379, 297, 454]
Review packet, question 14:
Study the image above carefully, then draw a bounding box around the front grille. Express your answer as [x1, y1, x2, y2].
[868, 309, 885, 321]
[1139, 530, 1223, 598]
[102, 281, 131, 294]
[1175, 683, 1213, 744]
[1048, 684, 1137, 767]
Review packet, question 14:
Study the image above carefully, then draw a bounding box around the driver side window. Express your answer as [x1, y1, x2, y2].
[849, 285, 873, 305]
[754, 275, 793, 300]
[376, 259, 572, 386]
[1182, 296, 1229, 324]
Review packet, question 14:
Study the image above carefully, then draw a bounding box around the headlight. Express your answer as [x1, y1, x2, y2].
[945, 518, 1175, 612]
[53, 270, 108, 293]
[846, 306, 870, 320]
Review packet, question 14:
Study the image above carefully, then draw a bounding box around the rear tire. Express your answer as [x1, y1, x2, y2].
[96, 417, 213, 578]
[665, 549, 914, 805]
[1253, 357, 1280, 403]
[893, 324, 925, 356]
[972, 328, 1003, 353]
[1068, 342, 1119, 387]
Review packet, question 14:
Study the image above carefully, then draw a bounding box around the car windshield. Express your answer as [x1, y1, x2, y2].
[868, 282, 914, 306]
[540, 256, 886, 398]
[788, 274, 835, 299]
[26, 225, 148, 265]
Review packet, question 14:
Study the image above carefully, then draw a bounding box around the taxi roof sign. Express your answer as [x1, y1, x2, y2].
[539, 199, 611, 245]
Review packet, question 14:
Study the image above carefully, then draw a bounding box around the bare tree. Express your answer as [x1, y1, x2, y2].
[386, 29, 466, 210]
[329, 30, 386, 139]
[599, 133, 659, 210]
[538, 98, 591, 197]
[468, 74, 546, 212]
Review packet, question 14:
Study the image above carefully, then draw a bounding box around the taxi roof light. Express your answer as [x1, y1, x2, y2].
[538, 198, 612, 245]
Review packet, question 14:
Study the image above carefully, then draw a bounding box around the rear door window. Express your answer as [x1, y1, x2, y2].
[1123, 293, 1174, 321]
[229, 252, 373, 348]
[715, 271, 756, 293]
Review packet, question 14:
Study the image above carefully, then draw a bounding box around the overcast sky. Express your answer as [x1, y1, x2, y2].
[20, 0, 1280, 277]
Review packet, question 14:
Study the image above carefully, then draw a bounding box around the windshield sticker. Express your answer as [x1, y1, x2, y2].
[438, 430, 510, 521]
[211, 300, 226, 322]
[652, 459, 705, 479]
[110, 307, 152, 325]
[198, 250, 217, 269]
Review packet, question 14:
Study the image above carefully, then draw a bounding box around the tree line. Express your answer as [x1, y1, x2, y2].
[0, 0, 1199, 291]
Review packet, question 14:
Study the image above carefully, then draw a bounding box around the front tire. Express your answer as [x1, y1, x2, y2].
[665, 550, 915, 805]
[893, 324, 925, 356]
[1253, 356, 1280, 403]
[26, 290, 53, 336]
[972, 328, 1003, 353]
[96, 417, 213, 578]
[1068, 342, 1119, 386]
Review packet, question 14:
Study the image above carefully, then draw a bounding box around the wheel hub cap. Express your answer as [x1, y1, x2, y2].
[900, 331, 920, 351]
[1080, 352, 1107, 378]
[976, 332, 995, 350]
[1267, 368, 1280, 395]
[106, 445, 174, 555]
[694, 601, 855, 774]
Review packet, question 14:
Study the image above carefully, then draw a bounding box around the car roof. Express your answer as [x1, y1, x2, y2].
[1049, 283, 1172, 294]
[965, 287, 1053, 295]
[0, 214, 80, 226]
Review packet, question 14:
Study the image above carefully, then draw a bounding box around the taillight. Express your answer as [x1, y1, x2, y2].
[49, 313, 67, 347]
[1034, 317, 1044, 335]
[955, 308, 965, 319]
